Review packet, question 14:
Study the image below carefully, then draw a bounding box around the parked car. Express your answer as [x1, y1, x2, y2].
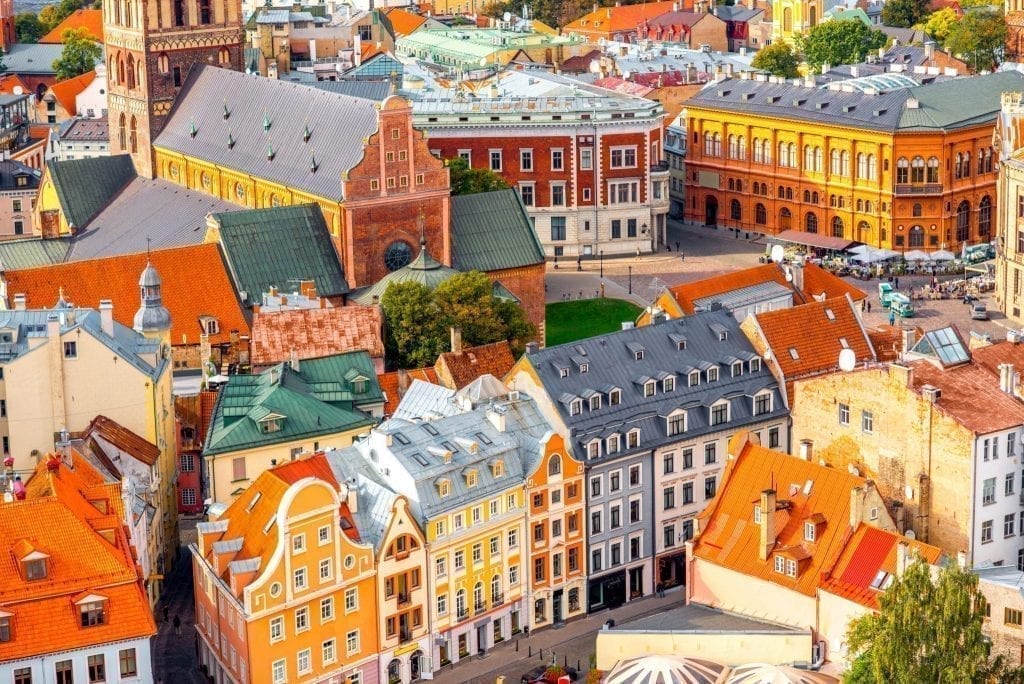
[971, 303, 989, 320]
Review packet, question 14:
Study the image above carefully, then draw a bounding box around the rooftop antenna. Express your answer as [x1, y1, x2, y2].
[146, 236, 151, 258]
[418, 209, 426, 246]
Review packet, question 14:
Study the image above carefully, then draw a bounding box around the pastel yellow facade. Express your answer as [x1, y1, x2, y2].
[771, 0, 823, 44]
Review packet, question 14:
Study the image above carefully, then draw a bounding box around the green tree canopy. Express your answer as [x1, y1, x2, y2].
[381, 271, 536, 369]
[751, 42, 800, 78]
[919, 7, 958, 45]
[445, 156, 509, 196]
[945, 9, 1007, 72]
[797, 20, 888, 71]
[15, 12, 44, 43]
[39, 0, 85, 32]
[881, 0, 930, 28]
[52, 27, 102, 81]
[845, 558, 1024, 683]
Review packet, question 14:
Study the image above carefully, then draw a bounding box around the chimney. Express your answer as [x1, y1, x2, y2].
[525, 341, 540, 355]
[895, 540, 910, 577]
[849, 486, 864, 528]
[593, 2, 598, 12]
[924, 40, 935, 59]
[758, 489, 777, 561]
[450, 326, 462, 355]
[790, 261, 804, 293]
[99, 299, 114, 338]
[1000, 363, 1015, 394]
[821, 62, 830, 75]
[299, 279, 317, 300]
[289, 348, 300, 372]
[902, 328, 916, 354]
[346, 483, 359, 513]
[799, 439, 813, 461]
[12, 293, 25, 310]
[486, 406, 507, 432]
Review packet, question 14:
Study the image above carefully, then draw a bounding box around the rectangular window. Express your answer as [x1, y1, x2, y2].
[80, 601, 105, 626]
[63, 341, 77, 358]
[610, 147, 637, 168]
[682, 482, 694, 504]
[294, 567, 307, 590]
[297, 648, 312, 675]
[14, 668, 31, 684]
[704, 443, 717, 465]
[755, 394, 772, 415]
[611, 219, 621, 239]
[551, 184, 566, 206]
[861, 410, 874, 434]
[664, 524, 676, 548]
[580, 148, 593, 169]
[295, 606, 309, 631]
[270, 616, 284, 642]
[1006, 608, 1023, 626]
[119, 648, 138, 677]
[705, 476, 717, 500]
[592, 549, 603, 572]
[321, 596, 334, 622]
[490, 150, 502, 171]
[322, 638, 336, 665]
[984, 477, 997, 505]
[551, 216, 566, 241]
[272, 659, 286, 684]
[520, 184, 534, 206]
[346, 629, 360, 655]
[839, 403, 850, 425]
[663, 453, 674, 474]
[88, 654, 105, 683]
[627, 218, 637, 238]
[12, 199, 21, 212]
[769, 427, 780, 449]
[520, 149, 533, 171]
[551, 149, 564, 170]
[1005, 513, 1016, 538]
[56, 661, 73, 684]
[591, 511, 602, 533]
[982, 519, 993, 543]
[663, 486, 675, 510]
[630, 499, 641, 523]
[1008, 473, 1016, 496]
[232, 457, 246, 481]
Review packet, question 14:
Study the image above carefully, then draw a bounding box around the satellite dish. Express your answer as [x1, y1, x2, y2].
[622, 70, 631, 79]
[784, 266, 793, 282]
[503, 10, 511, 20]
[838, 348, 856, 372]
[770, 244, 785, 263]
[12, 86, 22, 95]
[905, 529, 917, 540]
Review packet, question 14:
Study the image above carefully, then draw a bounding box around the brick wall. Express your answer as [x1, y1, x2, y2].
[980, 577, 1024, 667]
[484, 263, 546, 343]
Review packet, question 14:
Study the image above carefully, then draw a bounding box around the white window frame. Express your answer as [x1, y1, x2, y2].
[580, 147, 593, 170]
[610, 145, 638, 168]
[489, 149, 502, 171]
[520, 148, 534, 171]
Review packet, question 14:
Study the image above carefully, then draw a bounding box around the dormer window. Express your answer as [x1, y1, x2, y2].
[707, 367, 719, 382]
[199, 315, 220, 335]
[560, 368, 569, 378]
[753, 505, 761, 523]
[774, 555, 785, 573]
[627, 429, 640, 449]
[438, 480, 451, 497]
[259, 416, 283, 433]
[804, 522, 816, 542]
[79, 598, 107, 627]
[719, 331, 728, 341]
[570, 399, 582, 416]
[644, 380, 656, 397]
[587, 441, 600, 459]
[749, 358, 761, 373]
[754, 392, 773, 416]
[677, 340, 686, 350]
[23, 558, 46, 581]
[590, 395, 601, 411]
[789, 348, 799, 360]
[465, 470, 478, 487]
[491, 460, 504, 477]
[0, 613, 11, 642]
[710, 400, 730, 426]
[610, 389, 621, 405]
[786, 559, 797, 577]
[731, 362, 743, 377]
[635, 350, 644, 361]
[663, 376, 675, 392]
[580, 363, 589, 373]
[667, 410, 686, 436]
[688, 371, 700, 386]
[353, 378, 368, 394]
[607, 434, 620, 454]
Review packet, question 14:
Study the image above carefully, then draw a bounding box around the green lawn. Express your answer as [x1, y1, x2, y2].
[545, 298, 643, 347]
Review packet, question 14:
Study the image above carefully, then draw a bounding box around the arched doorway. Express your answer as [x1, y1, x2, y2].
[387, 658, 401, 684]
[705, 196, 718, 226]
[411, 650, 424, 681]
[780, 207, 792, 230]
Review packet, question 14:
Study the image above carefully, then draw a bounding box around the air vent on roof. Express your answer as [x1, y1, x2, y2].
[843, 105, 856, 113]
[767, 95, 780, 104]
[873, 109, 887, 116]
[792, 98, 806, 106]
[741, 92, 754, 101]
[718, 89, 730, 97]
[824, 308, 835, 321]
[815, 102, 828, 110]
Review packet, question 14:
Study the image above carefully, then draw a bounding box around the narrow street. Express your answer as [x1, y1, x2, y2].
[153, 519, 206, 684]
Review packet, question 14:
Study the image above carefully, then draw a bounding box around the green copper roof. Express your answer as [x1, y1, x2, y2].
[46, 155, 137, 230]
[213, 204, 350, 303]
[0, 237, 70, 269]
[297, 352, 385, 407]
[450, 189, 545, 272]
[203, 359, 378, 457]
[350, 241, 459, 304]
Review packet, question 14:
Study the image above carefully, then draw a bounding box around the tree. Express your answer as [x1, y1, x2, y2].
[845, 559, 1024, 683]
[15, 12, 44, 43]
[919, 8, 958, 45]
[381, 271, 536, 369]
[52, 28, 102, 81]
[445, 157, 509, 196]
[39, 0, 84, 32]
[751, 42, 800, 78]
[797, 20, 888, 71]
[945, 9, 1007, 72]
[881, 0, 930, 28]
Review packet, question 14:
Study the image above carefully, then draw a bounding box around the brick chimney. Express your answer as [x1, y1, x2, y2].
[759, 489, 777, 561]
[12, 293, 25, 310]
[849, 486, 864, 528]
[450, 326, 463, 355]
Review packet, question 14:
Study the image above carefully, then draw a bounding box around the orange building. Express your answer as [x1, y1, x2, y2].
[525, 432, 588, 628]
[192, 456, 379, 684]
[682, 72, 1024, 251]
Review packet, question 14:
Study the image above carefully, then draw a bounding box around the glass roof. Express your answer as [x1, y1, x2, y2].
[822, 72, 919, 93]
[911, 327, 970, 367]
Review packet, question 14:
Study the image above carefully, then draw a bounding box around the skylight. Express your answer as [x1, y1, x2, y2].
[912, 327, 970, 367]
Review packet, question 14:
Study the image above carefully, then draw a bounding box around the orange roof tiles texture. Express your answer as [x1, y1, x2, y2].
[753, 296, 875, 380]
[0, 74, 31, 95]
[435, 340, 515, 389]
[6, 243, 250, 347]
[801, 264, 866, 302]
[40, 9, 105, 43]
[250, 306, 384, 366]
[969, 341, 1024, 380]
[48, 70, 95, 116]
[384, 7, 428, 35]
[377, 367, 440, 416]
[565, 0, 677, 34]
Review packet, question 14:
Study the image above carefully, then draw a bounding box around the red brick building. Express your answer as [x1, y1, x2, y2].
[174, 391, 217, 514]
[415, 69, 669, 257]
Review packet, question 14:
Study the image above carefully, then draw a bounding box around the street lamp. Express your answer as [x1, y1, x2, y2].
[628, 265, 633, 295]
[599, 250, 604, 279]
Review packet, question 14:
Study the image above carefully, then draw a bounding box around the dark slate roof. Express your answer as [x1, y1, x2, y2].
[879, 25, 929, 44]
[3, 43, 66, 75]
[154, 65, 380, 201]
[308, 79, 393, 101]
[0, 160, 40, 190]
[47, 155, 137, 230]
[213, 204, 350, 302]
[524, 309, 787, 462]
[713, 5, 763, 21]
[685, 71, 1024, 133]
[450, 189, 545, 272]
[58, 116, 109, 142]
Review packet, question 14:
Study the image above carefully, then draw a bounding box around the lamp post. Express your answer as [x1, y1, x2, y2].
[599, 250, 604, 279]
[628, 265, 633, 295]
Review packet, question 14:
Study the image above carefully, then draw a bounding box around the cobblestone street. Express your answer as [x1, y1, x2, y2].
[153, 518, 205, 684]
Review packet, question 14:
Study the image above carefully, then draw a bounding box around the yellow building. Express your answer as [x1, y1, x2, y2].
[202, 353, 383, 506]
[995, 92, 1024, 325]
[771, 0, 822, 44]
[0, 263, 178, 598]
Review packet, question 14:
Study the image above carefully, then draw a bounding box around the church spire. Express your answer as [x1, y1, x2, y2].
[133, 261, 171, 336]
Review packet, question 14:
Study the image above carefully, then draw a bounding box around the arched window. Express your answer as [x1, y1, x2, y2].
[778, 186, 786, 199]
[788, 143, 796, 168]
[780, 207, 792, 230]
[897, 157, 909, 184]
[728, 178, 734, 191]
[909, 225, 924, 247]
[865, 200, 872, 213]
[756, 203, 767, 225]
[778, 141, 787, 167]
[867, 154, 877, 180]
[912, 203, 922, 217]
[785, 187, 793, 200]
[830, 149, 840, 174]
[979, 195, 992, 235]
[927, 156, 939, 183]
[117, 113, 126, 150]
[956, 200, 970, 242]
[804, 145, 814, 170]
[129, 115, 137, 154]
[962, 151, 971, 178]
[737, 136, 746, 160]
[783, 6, 792, 31]
[218, 47, 230, 64]
[704, 132, 714, 156]
[840, 150, 850, 176]
[118, 57, 125, 85]
[158, 52, 169, 74]
[815, 146, 823, 172]
[548, 454, 561, 476]
[881, 227, 887, 242]
[126, 54, 136, 89]
[986, 147, 994, 172]
[753, 138, 761, 163]
[856, 199, 864, 212]
[803, 189, 811, 203]
[857, 153, 867, 179]
[473, 582, 484, 611]
[978, 149, 986, 175]
[829, 194, 836, 208]
[831, 216, 844, 238]
[805, 212, 818, 234]
[811, 191, 818, 204]
[456, 589, 466, 617]
[954, 153, 963, 179]
[491, 574, 502, 603]
[808, 5, 817, 25]
[713, 133, 722, 157]
[731, 199, 741, 221]
[858, 220, 870, 238]
[729, 134, 738, 159]
[911, 156, 925, 184]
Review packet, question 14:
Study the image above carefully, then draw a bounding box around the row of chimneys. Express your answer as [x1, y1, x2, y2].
[11, 294, 116, 338]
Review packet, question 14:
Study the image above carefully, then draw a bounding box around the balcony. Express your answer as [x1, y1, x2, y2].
[894, 183, 943, 196]
[399, 629, 413, 645]
[650, 161, 670, 177]
[491, 593, 504, 606]
[474, 602, 487, 615]
[457, 610, 470, 623]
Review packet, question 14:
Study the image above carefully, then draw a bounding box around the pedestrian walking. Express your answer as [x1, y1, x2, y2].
[173, 615, 182, 636]
[895, 276, 900, 289]
[889, 310, 895, 327]
[867, 300, 872, 313]
[675, 241, 680, 252]
[162, 604, 169, 623]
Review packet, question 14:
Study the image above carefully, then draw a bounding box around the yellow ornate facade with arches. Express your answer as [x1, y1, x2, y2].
[771, 0, 822, 44]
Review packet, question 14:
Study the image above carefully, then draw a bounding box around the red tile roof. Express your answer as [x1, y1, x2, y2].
[752, 296, 875, 382]
[78, 415, 160, 467]
[435, 340, 515, 389]
[48, 70, 95, 116]
[669, 263, 865, 315]
[377, 367, 439, 416]
[0, 455, 155, 661]
[867, 324, 921, 362]
[5, 243, 250, 347]
[383, 7, 427, 35]
[969, 341, 1024, 381]
[0, 74, 31, 96]
[908, 359, 1024, 435]
[250, 306, 384, 366]
[40, 9, 104, 43]
[564, 1, 677, 35]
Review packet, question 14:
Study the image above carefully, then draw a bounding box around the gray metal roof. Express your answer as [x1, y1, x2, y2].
[692, 281, 791, 312]
[685, 71, 1024, 133]
[308, 79, 394, 102]
[392, 379, 459, 422]
[520, 309, 786, 461]
[154, 65, 380, 201]
[65, 177, 242, 261]
[3, 44, 69, 75]
[450, 189, 545, 272]
[324, 450, 398, 552]
[610, 602, 806, 633]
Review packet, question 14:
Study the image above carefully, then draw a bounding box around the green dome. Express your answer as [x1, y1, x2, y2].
[351, 242, 460, 305]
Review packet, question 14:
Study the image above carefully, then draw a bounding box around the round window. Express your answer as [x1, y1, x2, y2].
[384, 241, 412, 271]
[344, 554, 356, 570]
[200, 171, 211, 189]
[235, 183, 245, 200]
[269, 582, 282, 597]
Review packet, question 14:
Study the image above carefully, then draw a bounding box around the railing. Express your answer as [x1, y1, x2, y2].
[399, 629, 413, 644]
[650, 161, 670, 173]
[894, 183, 943, 195]
[474, 602, 487, 615]
[457, 610, 470, 623]
[491, 593, 504, 606]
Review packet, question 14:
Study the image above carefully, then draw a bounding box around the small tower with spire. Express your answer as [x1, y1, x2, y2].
[133, 261, 171, 342]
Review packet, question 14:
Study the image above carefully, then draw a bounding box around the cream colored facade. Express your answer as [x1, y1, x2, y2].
[995, 93, 1024, 326]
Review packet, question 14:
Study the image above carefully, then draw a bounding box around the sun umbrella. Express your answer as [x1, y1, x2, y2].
[904, 249, 930, 261]
[930, 250, 955, 261]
